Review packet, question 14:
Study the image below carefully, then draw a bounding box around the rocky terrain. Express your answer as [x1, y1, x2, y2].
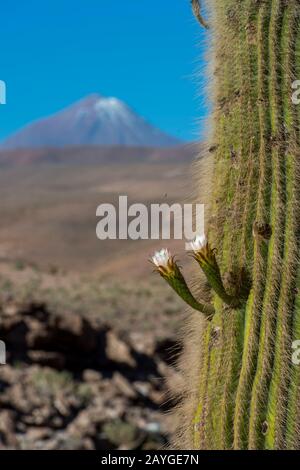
[0, 134, 195, 451]
[0, 300, 182, 450]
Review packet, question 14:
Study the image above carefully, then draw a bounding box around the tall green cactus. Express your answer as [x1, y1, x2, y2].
[153, 0, 300, 449]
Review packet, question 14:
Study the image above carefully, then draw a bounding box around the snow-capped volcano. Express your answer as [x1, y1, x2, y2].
[2, 94, 181, 149]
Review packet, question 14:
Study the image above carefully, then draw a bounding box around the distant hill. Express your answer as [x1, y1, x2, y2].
[0, 145, 200, 276]
[2, 94, 182, 149]
[0, 144, 197, 167]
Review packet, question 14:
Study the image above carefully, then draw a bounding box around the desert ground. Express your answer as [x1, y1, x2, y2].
[0, 145, 196, 277]
[0, 145, 200, 449]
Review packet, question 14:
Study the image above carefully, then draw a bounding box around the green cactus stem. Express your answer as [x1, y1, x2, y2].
[169, 0, 300, 450]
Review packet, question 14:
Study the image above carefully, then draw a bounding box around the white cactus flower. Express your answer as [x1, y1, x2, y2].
[187, 234, 207, 252]
[151, 248, 171, 268]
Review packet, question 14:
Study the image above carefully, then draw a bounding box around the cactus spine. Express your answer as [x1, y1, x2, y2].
[154, 0, 300, 449]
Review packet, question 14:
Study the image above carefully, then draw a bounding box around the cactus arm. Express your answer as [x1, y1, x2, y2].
[151, 254, 215, 318]
[196, 259, 239, 307]
[164, 274, 215, 317]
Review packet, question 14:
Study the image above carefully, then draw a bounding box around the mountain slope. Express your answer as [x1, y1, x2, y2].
[2, 94, 181, 149]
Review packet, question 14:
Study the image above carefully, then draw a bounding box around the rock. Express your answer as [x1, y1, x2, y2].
[113, 372, 137, 399]
[0, 410, 17, 447]
[134, 381, 151, 397]
[101, 398, 125, 421]
[81, 437, 95, 450]
[24, 311, 98, 358]
[0, 364, 20, 385]
[148, 389, 164, 405]
[102, 419, 144, 449]
[106, 331, 136, 368]
[129, 332, 156, 356]
[82, 369, 102, 383]
[49, 313, 98, 353]
[39, 431, 87, 450]
[53, 397, 70, 417]
[6, 383, 36, 414]
[1, 319, 29, 350]
[2, 302, 20, 317]
[143, 422, 161, 433]
[0, 303, 102, 369]
[22, 405, 54, 426]
[26, 427, 51, 441]
[27, 351, 66, 369]
[67, 409, 96, 438]
[0, 300, 174, 449]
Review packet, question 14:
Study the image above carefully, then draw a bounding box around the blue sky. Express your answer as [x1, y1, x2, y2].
[0, 0, 209, 142]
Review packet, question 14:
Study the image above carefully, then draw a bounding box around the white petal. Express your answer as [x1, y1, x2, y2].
[152, 248, 171, 267]
[188, 234, 207, 252]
